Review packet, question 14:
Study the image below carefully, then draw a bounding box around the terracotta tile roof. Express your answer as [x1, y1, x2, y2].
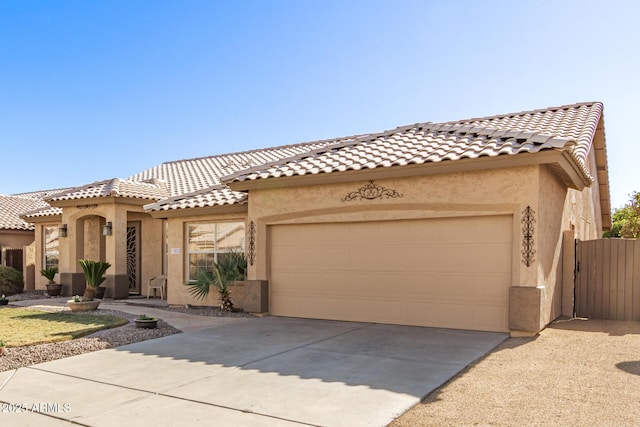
[130, 141, 342, 197]
[11, 102, 606, 217]
[45, 178, 169, 202]
[20, 205, 63, 219]
[225, 102, 603, 185]
[0, 195, 52, 230]
[137, 142, 342, 212]
[12, 188, 72, 199]
[144, 185, 248, 212]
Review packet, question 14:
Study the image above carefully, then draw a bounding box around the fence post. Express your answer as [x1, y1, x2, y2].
[562, 231, 576, 317]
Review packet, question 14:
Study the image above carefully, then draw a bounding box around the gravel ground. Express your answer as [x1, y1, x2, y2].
[389, 318, 640, 427]
[0, 291, 253, 373]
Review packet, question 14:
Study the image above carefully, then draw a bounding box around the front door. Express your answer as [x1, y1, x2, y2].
[127, 221, 141, 294]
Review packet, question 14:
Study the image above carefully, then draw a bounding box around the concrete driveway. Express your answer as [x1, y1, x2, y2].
[0, 317, 506, 426]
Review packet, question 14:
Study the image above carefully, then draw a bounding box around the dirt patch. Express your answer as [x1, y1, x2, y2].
[389, 319, 640, 426]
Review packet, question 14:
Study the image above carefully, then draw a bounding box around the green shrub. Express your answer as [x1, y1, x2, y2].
[0, 265, 24, 296]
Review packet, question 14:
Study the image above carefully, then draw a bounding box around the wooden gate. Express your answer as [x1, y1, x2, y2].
[575, 238, 640, 320]
[2, 248, 23, 273]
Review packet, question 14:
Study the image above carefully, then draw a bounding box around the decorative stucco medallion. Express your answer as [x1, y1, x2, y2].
[342, 180, 403, 202]
[521, 205, 535, 267]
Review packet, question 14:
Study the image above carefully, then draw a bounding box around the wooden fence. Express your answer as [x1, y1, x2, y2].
[575, 238, 640, 320]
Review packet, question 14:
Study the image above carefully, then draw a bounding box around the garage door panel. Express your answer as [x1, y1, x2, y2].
[403, 301, 441, 325]
[404, 273, 444, 298]
[270, 216, 512, 332]
[438, 303, 474, 329]
[403, 246, 443, 268]
[313, 247, 348, 269]
[474, 305, 508, 331]
[347, 246, 391, 270]
[466, 244, 513, 272]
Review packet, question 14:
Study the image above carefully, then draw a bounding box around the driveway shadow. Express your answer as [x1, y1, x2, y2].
[108, 316, 508, 396]
[547, 317, 640, 336]
[616, 361, 640, 376]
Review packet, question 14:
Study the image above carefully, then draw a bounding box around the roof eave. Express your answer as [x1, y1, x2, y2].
[20, 213, 63, 224]
[48, 195, 161, 208]
[147, 202, 248, 219]
[593, 115, 611, 230]
[225, 150, 591, 192]
[0, 227, 35, 233]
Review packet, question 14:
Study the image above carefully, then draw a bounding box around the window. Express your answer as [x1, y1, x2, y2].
[187, 221, 245, 281]
[44, 226, 59, 270]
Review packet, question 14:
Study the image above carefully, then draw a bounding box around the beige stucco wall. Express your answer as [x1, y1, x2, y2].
[0, 230, 34, 251]
[241, 161, 604, 333]
[0, 229, 35, 289]
[34, 200, 165, 295]
[165, 211, 247, 306]
[536, 150, 603, 328]
[247, 166, 539, 286]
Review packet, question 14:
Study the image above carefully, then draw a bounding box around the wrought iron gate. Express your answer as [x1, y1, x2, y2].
[127, 222, 141, 294]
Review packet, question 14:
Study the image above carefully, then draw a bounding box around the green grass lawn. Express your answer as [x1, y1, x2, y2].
[0, 307, 129, 347]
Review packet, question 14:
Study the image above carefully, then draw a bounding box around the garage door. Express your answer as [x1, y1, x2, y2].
[269, 216, 512, 332]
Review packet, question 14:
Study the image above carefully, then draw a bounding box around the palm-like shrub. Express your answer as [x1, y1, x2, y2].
[0, 266, 24, 296]
[40, 267, 58, 284]
[186, 251, 247, 312]
[78, 259, 111, 301]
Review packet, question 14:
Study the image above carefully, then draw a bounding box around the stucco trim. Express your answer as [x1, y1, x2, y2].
[148, 203, 248, 219]
[256, 203, 519, 227]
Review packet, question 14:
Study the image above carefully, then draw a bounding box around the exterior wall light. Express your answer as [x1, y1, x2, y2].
[59, 224, 68, 237]
[103, 221, 113, 236]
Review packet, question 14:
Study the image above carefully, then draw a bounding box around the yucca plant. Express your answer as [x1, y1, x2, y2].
[186, 251, 246, 312]
[78, 259, 111, 301]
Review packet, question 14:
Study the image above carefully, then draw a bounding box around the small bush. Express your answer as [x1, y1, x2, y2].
[0, 266, 24, 296]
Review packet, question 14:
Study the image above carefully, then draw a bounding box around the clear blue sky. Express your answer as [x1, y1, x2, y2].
[1, 0, 638, 210]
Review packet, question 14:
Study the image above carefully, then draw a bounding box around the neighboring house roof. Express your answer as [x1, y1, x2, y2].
[224, 102, 603, 185]
[0, 194, 52, 231]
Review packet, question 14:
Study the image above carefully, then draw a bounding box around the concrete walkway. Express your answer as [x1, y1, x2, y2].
[1, 300, 507, 426]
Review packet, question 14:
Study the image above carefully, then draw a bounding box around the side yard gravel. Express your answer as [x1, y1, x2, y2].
[0, 291, 254, 373]
[0, 306, 181, 372]
[389, 318, 640, 427]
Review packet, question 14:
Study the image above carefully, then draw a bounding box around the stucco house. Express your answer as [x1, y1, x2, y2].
[0, 192, 59, 287]
[20, 101, 610, 335]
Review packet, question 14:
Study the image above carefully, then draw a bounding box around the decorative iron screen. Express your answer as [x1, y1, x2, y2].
[127, 225, 137, 290]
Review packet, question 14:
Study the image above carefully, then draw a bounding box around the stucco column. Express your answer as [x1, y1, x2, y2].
[103, 207, 129, 298]
[58, 213, 87, 296]
[509, 203, 544, 336]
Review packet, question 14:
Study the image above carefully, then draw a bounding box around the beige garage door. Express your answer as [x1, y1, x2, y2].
[270, 216, 513, 332]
